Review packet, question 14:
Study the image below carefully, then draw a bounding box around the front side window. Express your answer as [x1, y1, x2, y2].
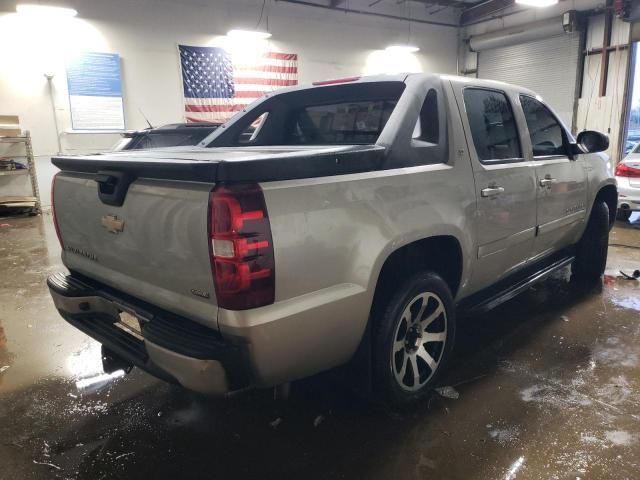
[463, 88, 522, 162]
[520, 95, 567, 157]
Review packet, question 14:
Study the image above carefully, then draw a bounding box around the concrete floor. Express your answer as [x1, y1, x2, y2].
[1, 213, 639, 480]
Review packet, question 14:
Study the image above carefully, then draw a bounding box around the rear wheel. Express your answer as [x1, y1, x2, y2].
[372, 272, 455, 406]
[616, 208, 632, 222]
[572, 201, 610, 284]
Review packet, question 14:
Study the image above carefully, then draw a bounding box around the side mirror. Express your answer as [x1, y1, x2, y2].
[574, 130, 609, 154]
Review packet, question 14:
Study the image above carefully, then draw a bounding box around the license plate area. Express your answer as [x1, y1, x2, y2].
[114, 311, 144, 340]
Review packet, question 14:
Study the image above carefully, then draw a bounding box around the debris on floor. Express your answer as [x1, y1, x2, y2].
[435, 386, 460, 399]
[269, 417, 282, 429]
[32, 460, 61, 471]
[313, 415, 324, 427]
[619, 269, 640, 280]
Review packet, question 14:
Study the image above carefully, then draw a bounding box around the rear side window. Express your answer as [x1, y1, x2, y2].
[520, 95, 567, 157]
[463, 88, 522, 162]
[412, 89, 439, 144]
[287, 100, 397, 145]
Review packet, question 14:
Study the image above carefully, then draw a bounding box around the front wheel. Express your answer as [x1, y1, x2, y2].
[372, 272, 455, 407]
[572, 201, 610, 284]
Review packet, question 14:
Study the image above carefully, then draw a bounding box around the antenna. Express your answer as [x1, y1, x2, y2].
[138, 108, 153, 129]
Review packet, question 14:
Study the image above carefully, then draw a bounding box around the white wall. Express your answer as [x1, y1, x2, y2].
[460, 1, 633, 165]
[576, 15, 632, 165]
[0, 0, 459, 207]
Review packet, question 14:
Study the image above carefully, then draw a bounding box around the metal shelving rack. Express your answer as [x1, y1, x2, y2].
[0, 130, 41, 214]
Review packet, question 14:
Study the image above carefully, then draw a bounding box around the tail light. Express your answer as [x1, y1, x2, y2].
[615, 163, 640, 178]
[208, 184, 275, 310]
[51, 173, 64, 248]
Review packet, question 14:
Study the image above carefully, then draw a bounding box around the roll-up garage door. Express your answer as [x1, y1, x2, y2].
[477, 32, 581, 129]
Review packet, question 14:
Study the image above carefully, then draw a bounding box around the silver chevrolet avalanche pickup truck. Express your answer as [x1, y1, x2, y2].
[48, 74, 616, 405]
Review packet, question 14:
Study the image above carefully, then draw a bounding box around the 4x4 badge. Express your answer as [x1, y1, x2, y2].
[101, 214, 125, 234]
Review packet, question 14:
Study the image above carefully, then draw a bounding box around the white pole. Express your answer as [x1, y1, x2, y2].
[45, 74, 63, 155]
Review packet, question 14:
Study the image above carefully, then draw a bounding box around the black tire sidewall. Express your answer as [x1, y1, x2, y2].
[574, 201, 609, 281]
[372, 272, 456, 406]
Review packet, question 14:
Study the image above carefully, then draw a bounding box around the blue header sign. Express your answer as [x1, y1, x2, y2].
[66, 52, 125, 130]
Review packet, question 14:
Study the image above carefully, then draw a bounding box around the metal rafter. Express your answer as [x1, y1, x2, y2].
[460, 0, 515, 25]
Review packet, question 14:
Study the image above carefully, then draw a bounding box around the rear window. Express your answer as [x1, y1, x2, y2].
[126, 130, 215, 149]
[287, 100, 397, 145]
[209, 81, 405, 147]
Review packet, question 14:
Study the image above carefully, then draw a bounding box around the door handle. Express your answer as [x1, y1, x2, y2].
[539, 175, 557, 187]
[481, 185, 505, 198]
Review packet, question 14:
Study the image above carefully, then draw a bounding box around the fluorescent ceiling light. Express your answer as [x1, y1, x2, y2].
[226, 29, 272, 40]
[385, 45, 420, 53]
[515, 0, 558, 7]
[16, 4, 78, 16]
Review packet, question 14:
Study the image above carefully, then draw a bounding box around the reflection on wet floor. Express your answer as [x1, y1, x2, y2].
[1, 213, 639, 479]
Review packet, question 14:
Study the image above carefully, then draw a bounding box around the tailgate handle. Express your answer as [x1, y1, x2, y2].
[95, 170, 134, 207]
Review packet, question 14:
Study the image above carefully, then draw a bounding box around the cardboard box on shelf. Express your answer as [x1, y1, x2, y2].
[0, 115, 21, 137]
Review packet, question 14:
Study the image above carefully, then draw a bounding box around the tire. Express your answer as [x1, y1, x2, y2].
[572, 201, 610, 284]
[372, 271, 456, 407]
[616, 208, 632, 222]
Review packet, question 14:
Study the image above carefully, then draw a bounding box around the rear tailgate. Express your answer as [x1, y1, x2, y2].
[51, 144, 385, 328]
[53, 172, 219, 328]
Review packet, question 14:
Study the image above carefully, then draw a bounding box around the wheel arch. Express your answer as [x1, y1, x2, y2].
[371, 235, 463, 316]
[594, 183, 618, 229]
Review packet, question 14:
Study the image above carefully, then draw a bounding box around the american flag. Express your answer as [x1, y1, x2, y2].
[179, 45, 298, 124]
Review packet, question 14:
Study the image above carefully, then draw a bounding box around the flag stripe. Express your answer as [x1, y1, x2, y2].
[233, 77, 298, 86]
[235, 65, 297, 74]
[264, 52, 298, 60]
[186, 104, 247, 113]
[179, 45, 298, 124]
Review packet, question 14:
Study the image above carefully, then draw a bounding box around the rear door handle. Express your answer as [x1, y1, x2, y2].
[481, 186, 505, 198]
[539, 175, 557, 187]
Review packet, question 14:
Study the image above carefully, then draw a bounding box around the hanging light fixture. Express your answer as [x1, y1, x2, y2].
[16, 4, 78, 17]
[515, 0, 558, 7]
[385, 45, 420, 53]
[226, 29, 272, 40]
[384, 1, 419, 54]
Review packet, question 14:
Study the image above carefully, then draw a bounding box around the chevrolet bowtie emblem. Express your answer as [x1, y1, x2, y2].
[101, 214, 125, 234]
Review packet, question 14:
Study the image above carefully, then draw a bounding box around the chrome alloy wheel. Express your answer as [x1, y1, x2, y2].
[391, 292, 447, 392]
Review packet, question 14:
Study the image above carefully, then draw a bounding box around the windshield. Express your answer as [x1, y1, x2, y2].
[208, 81, 405, 147]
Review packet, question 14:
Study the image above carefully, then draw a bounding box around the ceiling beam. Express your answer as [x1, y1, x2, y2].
[412, 0, 475, 8]
[460, 0, 514, 25]
[279, 0, 459, 27]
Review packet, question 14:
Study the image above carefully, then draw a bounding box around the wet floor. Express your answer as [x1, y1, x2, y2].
[1, 213, 639, 480]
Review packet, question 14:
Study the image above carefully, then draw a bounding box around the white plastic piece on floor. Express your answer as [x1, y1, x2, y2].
[270, 417, 282, 428]
[435, 386, 460, 399]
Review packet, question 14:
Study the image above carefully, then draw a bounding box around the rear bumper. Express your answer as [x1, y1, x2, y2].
[616, 178, 640, 212]
[47, 272, 250, 395]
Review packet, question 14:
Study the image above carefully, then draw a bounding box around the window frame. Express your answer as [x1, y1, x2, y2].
[518, 94, 570, 160]
[462, 86, 525, 165]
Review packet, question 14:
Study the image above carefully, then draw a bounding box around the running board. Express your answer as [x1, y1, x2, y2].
[458, 254, 575, 317]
